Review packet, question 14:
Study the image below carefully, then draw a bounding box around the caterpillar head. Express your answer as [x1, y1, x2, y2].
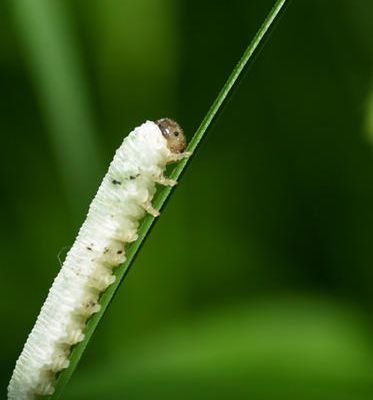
[156, 118, 186, 154]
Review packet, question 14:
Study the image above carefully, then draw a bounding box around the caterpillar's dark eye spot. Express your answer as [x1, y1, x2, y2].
[87, 247, 92, 251]
[174, 131, 179, 137]
[117, 250, 123, 254]
[112, 179, 121, 185]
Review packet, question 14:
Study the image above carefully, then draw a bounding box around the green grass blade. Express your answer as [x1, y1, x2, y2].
[12, 0, 103, 214]
[49, 0, 289, 398]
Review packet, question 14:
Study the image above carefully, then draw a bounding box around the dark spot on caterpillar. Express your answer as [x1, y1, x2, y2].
[104, 247, 109, 254]
[117, 250, 123, 254]
[112, 179, 122, 185]
[129, 173, 140, 180]
[87, 247, 92, 251]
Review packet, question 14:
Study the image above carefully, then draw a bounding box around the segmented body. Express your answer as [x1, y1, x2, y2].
[8, 119, 187, 400]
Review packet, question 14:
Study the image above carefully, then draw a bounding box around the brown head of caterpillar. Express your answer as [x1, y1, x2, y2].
[156, 118, 186, 154]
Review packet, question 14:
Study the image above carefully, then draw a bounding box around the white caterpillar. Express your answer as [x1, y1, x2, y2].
[8, 119, 189, 400]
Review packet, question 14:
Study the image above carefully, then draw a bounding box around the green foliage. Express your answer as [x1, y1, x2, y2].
[12, 0, 103, 214]
[64, 298, 373, 400]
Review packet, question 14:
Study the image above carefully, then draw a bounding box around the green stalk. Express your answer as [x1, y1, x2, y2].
[12, 0, 103, 214]
[50, 0, 289, 397]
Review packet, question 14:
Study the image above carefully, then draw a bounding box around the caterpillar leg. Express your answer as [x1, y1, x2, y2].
[81, 298, 101, 316]
[65, 329, 85, 345]
[168, 151, 192, 163]
[155, 175, 177, 187]
[50, 352, 70, 372]
[143, 202, 160, 217]
[36, 380, 55, 396]
[88, 269, 116, 291]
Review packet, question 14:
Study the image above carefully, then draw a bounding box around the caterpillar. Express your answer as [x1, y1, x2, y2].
[8, 118, 189, 400]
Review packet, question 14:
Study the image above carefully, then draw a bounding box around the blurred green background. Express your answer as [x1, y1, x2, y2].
[2, 0, 373, 398]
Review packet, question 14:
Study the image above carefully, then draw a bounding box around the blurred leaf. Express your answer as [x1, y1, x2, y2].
[12, 0, 103, 214]
[65, 297, 373, 400]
